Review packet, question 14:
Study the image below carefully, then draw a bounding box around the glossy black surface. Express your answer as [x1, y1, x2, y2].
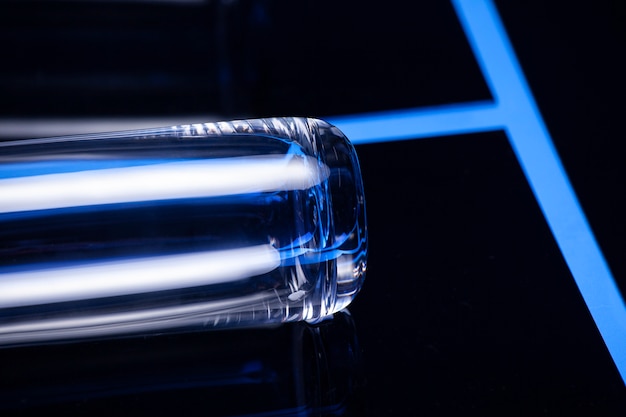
[1, 312, 364, 416]
[1, 0, 625, 415]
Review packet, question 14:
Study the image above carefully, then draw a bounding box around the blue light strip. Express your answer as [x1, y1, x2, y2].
[329, 0, 626, 384]
[328, 101, 502, 144]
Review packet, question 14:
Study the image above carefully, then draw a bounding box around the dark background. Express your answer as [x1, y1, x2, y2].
[1, 0, 625, 415]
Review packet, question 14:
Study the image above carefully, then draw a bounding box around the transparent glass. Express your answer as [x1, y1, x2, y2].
[0, 118, 367, 346]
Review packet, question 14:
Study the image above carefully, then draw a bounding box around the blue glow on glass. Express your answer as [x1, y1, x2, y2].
[0, 160, 179, 179]
[329, 0, 626, 384]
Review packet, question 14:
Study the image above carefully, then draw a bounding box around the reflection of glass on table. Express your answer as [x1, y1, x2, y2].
[0, 311, 365, 416]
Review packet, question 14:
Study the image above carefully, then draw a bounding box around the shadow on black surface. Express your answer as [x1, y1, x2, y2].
[0, 311, 365, 417]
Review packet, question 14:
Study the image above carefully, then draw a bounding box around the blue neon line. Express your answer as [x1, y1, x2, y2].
[329, 0, 626, 385]
[453, 0, 626, 383]
[327, 101, 502, 145]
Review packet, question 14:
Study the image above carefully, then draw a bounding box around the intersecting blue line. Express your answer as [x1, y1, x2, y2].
[329, 0, 626, 384]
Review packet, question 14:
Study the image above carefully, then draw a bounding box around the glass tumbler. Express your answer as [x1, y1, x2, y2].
[0, 118, 367, 346]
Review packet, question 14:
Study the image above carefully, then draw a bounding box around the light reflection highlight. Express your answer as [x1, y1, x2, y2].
[0, 245, 280, 309]
[0, 292, 275, 345]
[0, 155, 329, 214]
